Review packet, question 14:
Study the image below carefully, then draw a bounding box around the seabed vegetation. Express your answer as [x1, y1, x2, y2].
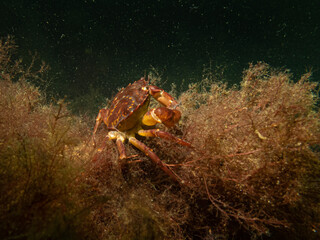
[1, 37, 319, 240]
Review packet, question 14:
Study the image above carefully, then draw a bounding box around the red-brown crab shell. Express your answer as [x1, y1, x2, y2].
[105, 78, 150, 131]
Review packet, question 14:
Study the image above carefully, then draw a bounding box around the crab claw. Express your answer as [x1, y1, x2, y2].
[142, 107, 181, 128]
[154, 107, 181, 127]
[148, 85, 179, 109]
[143, 85, 182, 127]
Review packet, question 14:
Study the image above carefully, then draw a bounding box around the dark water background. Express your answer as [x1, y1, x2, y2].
[1, 0, 319, 112]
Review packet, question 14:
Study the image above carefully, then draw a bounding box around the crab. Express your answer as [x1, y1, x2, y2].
[92, 77, 190, 183]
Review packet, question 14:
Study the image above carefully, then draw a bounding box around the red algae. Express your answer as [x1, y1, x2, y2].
[178, 62, 320, 238]
[1, 36, 319, 239]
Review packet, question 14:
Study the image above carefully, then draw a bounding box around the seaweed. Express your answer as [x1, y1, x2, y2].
[0, 36, 91, 240]
[1, 37, 319, 239]
[178, 62, 320, 238]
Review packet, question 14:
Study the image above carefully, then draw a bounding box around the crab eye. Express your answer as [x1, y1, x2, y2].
[142, 86, 148, 91]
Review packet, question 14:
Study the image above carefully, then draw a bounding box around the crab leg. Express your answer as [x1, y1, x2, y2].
[106, 131, 127, 160]
[128, 136, 181, 183]
[92, 131, 127, 161]
[138, 129, 191, 147]
[116, 137, 126, 160]
[92, 108, 109, 147]
[92, 134, 112, 163]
